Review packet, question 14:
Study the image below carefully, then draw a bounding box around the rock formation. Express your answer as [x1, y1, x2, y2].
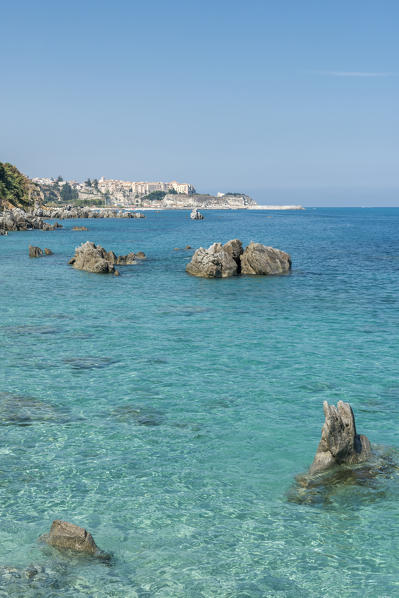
[190, 208, 204, 220]
[186, 239, 291, 278]
[40, 520, 110, 560]
[309, 401, 372, 475]
[72, 226, 88, 231]
[28, 246, 53, 257]
[240, 242, 291, 275]
[32, 206, 144, 219]
[69, 241, 140, 274]
[0, 208, 62, 233]
[186, 241, 240, 278]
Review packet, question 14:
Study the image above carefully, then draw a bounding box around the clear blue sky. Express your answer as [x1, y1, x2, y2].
[1, 0, 398, 205]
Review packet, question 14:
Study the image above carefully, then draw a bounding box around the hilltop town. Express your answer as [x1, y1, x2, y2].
[32, 176, 257, 209]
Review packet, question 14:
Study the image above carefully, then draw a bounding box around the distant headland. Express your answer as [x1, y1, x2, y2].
[1, 162, 303, 211]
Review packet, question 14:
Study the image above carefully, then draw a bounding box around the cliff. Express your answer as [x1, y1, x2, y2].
[140, 193, 256, 209]
[0, 162, 43, 210]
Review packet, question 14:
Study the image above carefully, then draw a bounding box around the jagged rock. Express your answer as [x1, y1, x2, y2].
[72, 226, 88, 231]
[29, 245, 43, 258]
[32, 206, 145, 220]
[40, 520, 110, 560]
[69, 241, 141, 274]
[186, 241, 239, 278]
[223, 239, 243, 264]
[0, 208, 62, 232]
[190, 208, 204, 220]
[309, 401, 372, 474]
[240, 242, 291, 275]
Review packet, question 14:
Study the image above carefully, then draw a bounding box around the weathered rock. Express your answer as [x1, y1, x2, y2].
[223, 239, 243, 265]
[135, 251, 146, 259]
[309, 401, 372, 475]
[40, 520, 110, 560]
[0, 208, 62, 233]
[114, 269, 120, 276]
[185, 245, 192, 250]
[240, 242, 291, 275]
[72, 226, 88, 231]
[69, 241, 141, 274]
[29, 245, 43, 258]
[44, 248, 53, 255]
[190, 208, 204, 220]
[32, 206, 145, 220]
[186, 242, 239, 278]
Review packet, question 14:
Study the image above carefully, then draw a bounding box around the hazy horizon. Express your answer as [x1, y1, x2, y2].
[2, 0, 398, 206]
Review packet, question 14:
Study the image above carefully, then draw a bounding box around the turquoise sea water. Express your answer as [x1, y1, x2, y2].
[0, 208, 399, 597]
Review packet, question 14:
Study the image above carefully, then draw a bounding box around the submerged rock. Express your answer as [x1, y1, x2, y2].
[44, 248, 53, 255]
[309, 400, 372, 475]
[40, 520, 110, 560]
[68, 241, 142, 274]
[72, 226, 88, 231]
[240, 242, 291, 275]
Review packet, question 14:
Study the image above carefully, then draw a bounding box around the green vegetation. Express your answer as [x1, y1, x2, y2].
[142, 190, 167, 201]
[73, 198, 105, 207]
[85, 178, 92, 187]
[60, 182, 79, 203]
[0, 162, 37, 209]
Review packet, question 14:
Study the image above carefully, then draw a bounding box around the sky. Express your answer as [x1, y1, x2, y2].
[1, 0, 398, 206]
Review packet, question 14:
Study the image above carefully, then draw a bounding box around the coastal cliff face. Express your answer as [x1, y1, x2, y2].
[0, 162, 43, 210]
[140, 193, 256, 209]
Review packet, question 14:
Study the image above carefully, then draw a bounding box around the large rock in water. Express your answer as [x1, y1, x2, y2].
[240, 242, 291, 275]
[186, 241, 241, 278]
[309, 401, 372, 474]
[186, 239, 291, 278]
[68, 241, 138, 274]
[40, 520, 110, 560]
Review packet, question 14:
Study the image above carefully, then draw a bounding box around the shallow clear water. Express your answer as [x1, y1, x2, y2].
[0, 208, 399, 597]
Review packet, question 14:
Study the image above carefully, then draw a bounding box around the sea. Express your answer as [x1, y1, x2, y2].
[0, 208, 398, 597]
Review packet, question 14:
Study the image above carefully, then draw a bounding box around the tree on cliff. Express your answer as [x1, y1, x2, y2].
[60, 182, 79, 203]
[0, 162, 40, 210]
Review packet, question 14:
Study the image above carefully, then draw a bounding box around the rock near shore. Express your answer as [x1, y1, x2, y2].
[309, 400, 372, 474]
[186, 239, 291, 278]
[0, 208, 62, 233]
[69, 241, 142, 274]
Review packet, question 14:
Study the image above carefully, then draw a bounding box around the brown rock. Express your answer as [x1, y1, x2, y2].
[69, 241, 141, 274]
[40, 520, 110, 560]
[185, 245, 192, 250]
[114, 269, 120, 276]
[29, 245, 43, 258]
[135, 251, 146, 259]
[72, 226, 88, 231]
[309, 401, 372, 474]
[44, 248, 53, 255]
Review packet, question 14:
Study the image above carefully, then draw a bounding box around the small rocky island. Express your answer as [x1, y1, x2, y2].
[40, 520, 110, 560]
[309, 400, 372, 474]
[190, 208, 204, 220]
[186, 239, 291, 278]
[69, 241, 145, 274]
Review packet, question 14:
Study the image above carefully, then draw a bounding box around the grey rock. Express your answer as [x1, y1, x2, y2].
[69, 241, 141, 274]
[223, 239, 243, 265]
[240, 242, 291, 275]
[190, 208, 204, 220]
[186, 242, 239, 278]
[309, 401, 372, 474]
[40, 519, 110, 560]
